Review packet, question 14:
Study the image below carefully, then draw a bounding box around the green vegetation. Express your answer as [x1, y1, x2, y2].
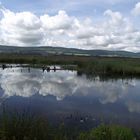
[0, 110, 136, 140]
[0, 54, 140, 78]
[78, 124, 134, 140]
[77, 57, 140, 79]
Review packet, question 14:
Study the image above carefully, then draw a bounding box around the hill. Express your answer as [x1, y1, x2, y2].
[0, 45, 140, 58]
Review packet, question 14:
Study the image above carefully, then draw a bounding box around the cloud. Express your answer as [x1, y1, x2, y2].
[104, 10, 124, 26]
[132, 2, 140, 16]
[0, 7, 43, 46]
[0, 5, 140, 51]
[40, 10, 73, 30]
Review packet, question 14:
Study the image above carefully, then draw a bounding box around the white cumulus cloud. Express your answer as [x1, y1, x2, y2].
[132, 2, 140, 16]
[0, 6, 43, 46]
[0, 4, 140, 52]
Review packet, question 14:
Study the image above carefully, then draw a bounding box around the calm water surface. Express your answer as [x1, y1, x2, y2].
[0, 66, 140, 129]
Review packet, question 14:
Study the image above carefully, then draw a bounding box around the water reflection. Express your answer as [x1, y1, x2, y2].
[0, 67, 139, 114]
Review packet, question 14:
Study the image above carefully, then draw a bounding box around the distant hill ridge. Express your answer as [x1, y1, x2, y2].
[0, 45, 140, 58]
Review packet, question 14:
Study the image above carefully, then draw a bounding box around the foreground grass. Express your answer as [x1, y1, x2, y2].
[0, 109, 136, 140]
[78, 124, 134, 140]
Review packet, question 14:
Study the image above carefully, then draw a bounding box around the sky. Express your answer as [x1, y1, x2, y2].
[0, 0, 140, 52]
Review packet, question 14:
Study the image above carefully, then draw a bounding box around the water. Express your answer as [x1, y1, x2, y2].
[0, 66, 140, 129]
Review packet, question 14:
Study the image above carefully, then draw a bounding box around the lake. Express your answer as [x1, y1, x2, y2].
[0, 66, 140, 130]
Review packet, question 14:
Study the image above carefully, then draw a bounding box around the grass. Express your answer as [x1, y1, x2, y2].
[0, 54, 140, 78]
[0, 107, 136, 140]
[78, 124, 134, 140]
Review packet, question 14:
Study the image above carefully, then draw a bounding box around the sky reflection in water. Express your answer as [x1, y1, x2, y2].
[0, 67, 140, 127]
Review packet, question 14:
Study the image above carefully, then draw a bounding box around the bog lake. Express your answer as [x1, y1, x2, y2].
[0, 65, 140, 131]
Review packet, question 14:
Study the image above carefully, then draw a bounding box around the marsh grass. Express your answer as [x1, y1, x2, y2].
[0, 54, 140, 78]
[78, 124, 134, 140]
[0, 108, 136, 140]
[0, 108, 50, 140]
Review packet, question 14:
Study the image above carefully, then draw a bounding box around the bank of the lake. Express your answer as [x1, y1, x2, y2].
[0, 54, 140, 77]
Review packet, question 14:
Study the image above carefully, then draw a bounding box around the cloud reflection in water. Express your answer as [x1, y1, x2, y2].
[0, 67, 139, 113]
